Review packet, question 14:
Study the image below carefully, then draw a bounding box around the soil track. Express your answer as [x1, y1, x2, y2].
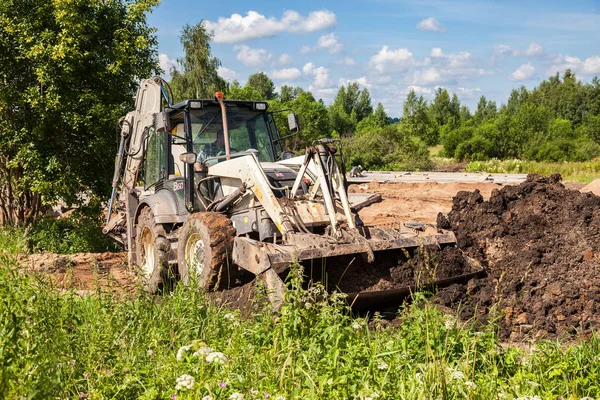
[436, 174, 600, 340]
[350, 181, 502, 225]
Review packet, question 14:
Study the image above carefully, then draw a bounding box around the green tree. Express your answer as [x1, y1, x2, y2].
[402, 90, 431, 143]
[226, 81, 262, 100]
[356, 89, 374, 121]
[247, 72, 276, 100]
[169, 22, 225, 101]
[0, 0, 159, 226]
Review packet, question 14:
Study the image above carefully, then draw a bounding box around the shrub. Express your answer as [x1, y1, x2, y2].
[28, 207, 119, 254]
[346, 125, 433, 171]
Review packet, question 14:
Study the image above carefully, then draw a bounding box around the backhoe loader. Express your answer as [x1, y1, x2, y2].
[104, 77, 483, 310]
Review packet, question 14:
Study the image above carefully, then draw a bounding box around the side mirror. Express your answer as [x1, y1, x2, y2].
[280, 151, 295, 160]
[287, 113, 300, 133]
[179, 152, 197, 164]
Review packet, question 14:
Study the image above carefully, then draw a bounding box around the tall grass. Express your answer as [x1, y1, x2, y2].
[0, 257, 599, 399]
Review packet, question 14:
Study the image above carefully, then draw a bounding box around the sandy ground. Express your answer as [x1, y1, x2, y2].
[349, 181, 504, 225]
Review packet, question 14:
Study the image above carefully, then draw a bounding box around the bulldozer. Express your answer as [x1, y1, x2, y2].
[104, 76, 483, 310]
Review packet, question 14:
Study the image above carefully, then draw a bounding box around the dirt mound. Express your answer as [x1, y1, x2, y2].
[436, 174, 600, 339]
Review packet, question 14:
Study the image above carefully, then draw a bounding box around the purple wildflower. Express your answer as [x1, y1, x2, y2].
[220, 381, 227, 388]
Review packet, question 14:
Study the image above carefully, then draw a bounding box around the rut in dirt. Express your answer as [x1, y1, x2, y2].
[436, 174, 600, 340]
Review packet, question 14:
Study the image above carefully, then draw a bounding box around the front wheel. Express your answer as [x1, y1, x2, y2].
[177, 212, 237, 290]
[135, 207, 171, 293]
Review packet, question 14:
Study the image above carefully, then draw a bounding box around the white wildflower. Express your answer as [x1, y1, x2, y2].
[146, 349, 154, 356]
[229, 393, 244, 400]
[351, 321, 363, 330]
[175, 374, 195, 391]
[415, 372, 423, 381]
[451, 370, 465, 380]
[202, 396, 214, 400]
[223, 313, 236, 320]
[465, 381, 477, 389]
[176, 345, 192, 361]
[305, 302, 312, 309]
[193, 346, 215, 357]
[274, 396, 286, 400]
[377, 361, 389, 370]
[206, 351, 229, 364]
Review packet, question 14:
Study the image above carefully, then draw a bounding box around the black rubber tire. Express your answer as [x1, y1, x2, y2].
[177, 212, 237, 291]
[135, 207, 171, 293]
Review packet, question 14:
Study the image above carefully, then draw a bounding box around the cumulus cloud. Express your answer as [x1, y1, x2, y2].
[299, 45, 312, 55]
[456, 87, 482, 97]
[510, 63, 536, 80]
[339, 76, 372, 88]
[341, 57, 357, 66]
[315, 33, 343, 53]
[278, 53, 292, 65]
[548, 55, 600, 75]
[203, 10, 336, 43]
[412, 68, 443, 85]
[494, 42, 544, 57]
[405, 85, 432, 95]
[234, 45, 272, 68]
[303, 62, 332, 89]
[417, 17, 447, 33]
[370, 46, 416, 73]
[159, 53, 177, 78]
[217, 66, 236, 81]
[270, 68, 302, 81]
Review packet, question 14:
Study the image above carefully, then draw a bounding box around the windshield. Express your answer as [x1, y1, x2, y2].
[189, 105, 275, 163]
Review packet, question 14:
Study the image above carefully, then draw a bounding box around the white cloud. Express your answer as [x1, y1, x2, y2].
[234, 45, 272, 68]
[270, 68, 302, 81]
[523, 42, 544, 56]
[493, 44, 512, 56]
[278, 53, 292, 65]
[431, 48, 444, 58]
[300, 45, 312, 55]
[341, 57, 357, 66]
[303, 62, 332, 89]
[339, 76, 372, 89]
[203, 10, 336, 43]
[315, 33, 343, 53]
[456, 87, 482, 97]
[217, 66, 236, 81]
[370, 46, 416, 73]
[417, 17, 447, 33]
[548, 55, 600, 75]
[158, 53, 177, 78]
[412, 68, 443, 85]
[494, 42, 544, 57]
[509, 63, 536, 80]
[406, 85, 432, 95]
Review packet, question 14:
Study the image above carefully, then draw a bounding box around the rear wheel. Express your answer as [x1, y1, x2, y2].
[136, 207, 171, 293]
[177, 212, 237, 290]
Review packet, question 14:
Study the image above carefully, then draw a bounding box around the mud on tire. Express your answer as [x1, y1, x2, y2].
[135, 207, 172, 293]
[177, 212, 237, 291]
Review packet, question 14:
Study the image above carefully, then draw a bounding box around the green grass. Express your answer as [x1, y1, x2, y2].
[464, 158, 600, 183]
[428, 145, 444, 157]
[1, 257, 600, 399]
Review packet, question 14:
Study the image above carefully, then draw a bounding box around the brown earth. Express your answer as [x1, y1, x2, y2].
[349, 181, 502, 225]
[19, 252, 136, 294]
[435, 174, 600, 340]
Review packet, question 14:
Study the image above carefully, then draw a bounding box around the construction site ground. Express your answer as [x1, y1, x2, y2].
[21, 174, 600, 341]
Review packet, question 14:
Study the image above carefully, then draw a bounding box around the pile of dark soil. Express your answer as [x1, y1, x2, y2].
[436, 174, 600, 339]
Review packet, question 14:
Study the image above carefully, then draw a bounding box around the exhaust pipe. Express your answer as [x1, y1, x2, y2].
[214, 92, 230, 160]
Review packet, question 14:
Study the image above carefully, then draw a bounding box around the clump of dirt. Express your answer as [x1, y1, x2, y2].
[436, 174, 600, 340]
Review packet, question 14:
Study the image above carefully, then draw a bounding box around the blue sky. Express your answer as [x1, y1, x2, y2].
[149, 0, 600, 116]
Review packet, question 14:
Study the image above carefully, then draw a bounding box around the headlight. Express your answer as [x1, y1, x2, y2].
[254, 102, 267, 111]
[189, 101, 203, 109]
